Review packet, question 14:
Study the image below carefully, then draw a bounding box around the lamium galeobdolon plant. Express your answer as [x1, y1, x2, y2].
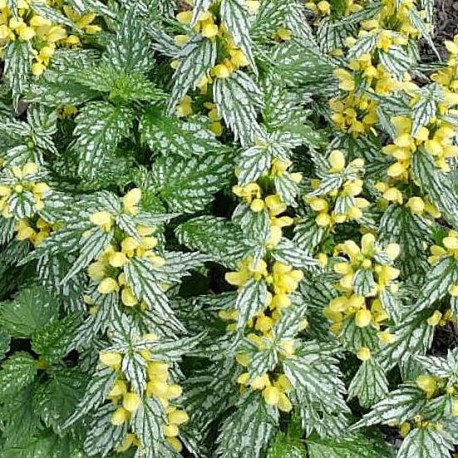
[1, 0, 458, 456]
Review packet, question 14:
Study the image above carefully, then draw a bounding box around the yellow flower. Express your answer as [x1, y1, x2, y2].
[329, 149, 346, 172]
[90, 211, 112, 230]
[229, 49, 250, 67]
[278, 393, 292, 412]
[211, 63, 232, 79]
[405, 197, 425, 215]
[111, 407, 130, 425]
[176, 11, 193, 24]
[109, 252, 128, 268]
[356, 346, 371, 361]
[163, 424, 179, 437]
[109, 380, 127, 397]
[262, 386, 280, 405]
[355, 309, 372, 327]
[99, 351, 122, 369]
[416, 374, 436, 398]
[427, 310, 442, 326]
[201, 21, 219, 38]
[166, 437, 183, 452]
[245, 1, 260, 13]
[334, 69, 355, 92]
[123, 188, 142, 214]
[98, 277, 119, 294]
[122, 392, 141, 413]
[121, 287, 138, 307]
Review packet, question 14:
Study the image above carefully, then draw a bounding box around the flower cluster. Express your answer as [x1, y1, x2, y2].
[324, 233, 400, 345]
[305, 0, 366, 17]
[99, 340, 188, 453]
[173, 1, 257, 129]
[0, 0, 100, 76]
[87, 189, 164, 303]
[428, 231, 458, 265]
[383, 116, 458, 178]
[0, 163, 50, 218]
[327, 0, 431, 136]
[304, 150, 368, 228]
[222, 156, 308, 409]
[14, 216, 55, 246]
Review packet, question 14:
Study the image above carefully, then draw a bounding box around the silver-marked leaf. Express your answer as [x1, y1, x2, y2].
[352, 385, 426, 429]
[220, 0, 256, 70]
[73, 101, 134, 178]
[124, 257, 184, 332]
[132, 396, 166, 451]
[235, 278, 267, 327]
[213, 71, 264, 146]
[237, 145, 271, 186]
[169, 35, 217, 112]
[62, 227, 113, 282]
[64, 367, 117, 428]
[216, 394, 278, 458]
[397, 428, 454, 458]
[348, 358, 388, 408]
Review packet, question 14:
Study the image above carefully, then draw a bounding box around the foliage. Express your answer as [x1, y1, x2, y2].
[0, 0, 457, 457]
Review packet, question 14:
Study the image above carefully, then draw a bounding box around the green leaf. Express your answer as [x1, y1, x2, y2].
[378, 314, 434, 369]
[151, 150, 234, 213]
[0, 352, 37, 400]
[191, 0, 212, 25]
[306, 431, 395, 458]
[72, 65, 165, 102]
[0, 328, 10, 361]
[235, 278, 268, 328]
[397, 428, 454, 458]
[73, 101, 134, 178]
[269, 42, 332, 87]
[25, 71, 99, 106]
[176, 216, 251, 266]
[169, 35, 217, 111]
[352, 269, 376, 297]
[30, 2, 75, 28]
[213, 71, 264, 146]
[348, 358, 389, 408]
[0, 286, 59, 338]
[0, 433, 61, 458]
[0, 385, 41, 449]
[267, 432, 307, 458]
[237, 145, 271, 186]
[271, 238, 318, 269]
[348, 34, 377, 59]
[283, 342, 349, 437]
[31, 314, 80, 364]
[33, 369, 88, 433]
[62, 226, 114, 282]
[379, 205, 430, 277]
[216, 394, 278, 458]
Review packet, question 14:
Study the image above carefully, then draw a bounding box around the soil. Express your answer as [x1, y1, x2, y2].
[421, 0, 458, 61]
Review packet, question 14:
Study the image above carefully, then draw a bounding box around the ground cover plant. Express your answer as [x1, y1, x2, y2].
[0, 0, 458, 456]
